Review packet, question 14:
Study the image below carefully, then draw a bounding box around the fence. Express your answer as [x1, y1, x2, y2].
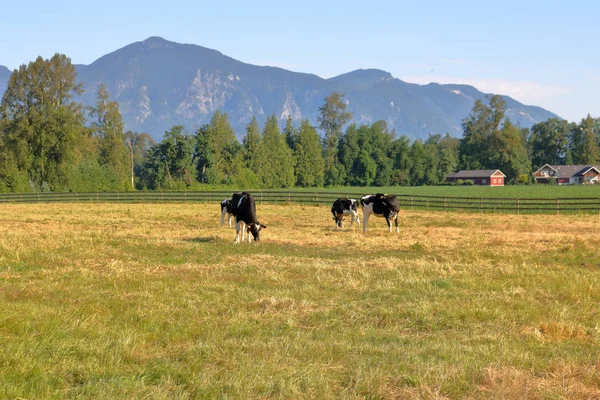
[0, 190, 599, 215]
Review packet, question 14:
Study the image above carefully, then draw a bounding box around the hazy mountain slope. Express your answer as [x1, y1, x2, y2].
[1, 38, 560, 140]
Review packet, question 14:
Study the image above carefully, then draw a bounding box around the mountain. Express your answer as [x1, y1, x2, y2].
[1, 37, 559, 140]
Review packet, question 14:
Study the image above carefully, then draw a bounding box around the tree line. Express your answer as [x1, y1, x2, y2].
[0, 54, 598, 192]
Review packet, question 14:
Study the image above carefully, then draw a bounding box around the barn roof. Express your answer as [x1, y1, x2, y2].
[446, 169, 506, 178]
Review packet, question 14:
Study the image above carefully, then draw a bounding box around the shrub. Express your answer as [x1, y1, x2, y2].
[462, 180, 474, 186]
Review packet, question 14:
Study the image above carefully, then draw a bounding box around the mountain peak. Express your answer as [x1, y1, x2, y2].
[139, 36, 173, 49]
[330, 69, 393, 81]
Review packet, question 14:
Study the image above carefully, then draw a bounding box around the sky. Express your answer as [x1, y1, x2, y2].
[0, 0, 598, 121]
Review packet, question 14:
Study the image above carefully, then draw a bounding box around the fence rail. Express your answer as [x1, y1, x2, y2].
[0, 191, 599, 215]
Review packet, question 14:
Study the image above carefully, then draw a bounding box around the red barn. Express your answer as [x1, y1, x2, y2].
[446, 169, 506, 186]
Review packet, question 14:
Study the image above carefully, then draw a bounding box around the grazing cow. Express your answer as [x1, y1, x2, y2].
[231, 192, 267, 243]
[331, 198, 361, 228]
[220, 199, 234, 227]
[360, 193, 400, 233]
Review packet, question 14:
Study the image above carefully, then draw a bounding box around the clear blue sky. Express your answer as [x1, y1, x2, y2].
[1, 0, 598, 121]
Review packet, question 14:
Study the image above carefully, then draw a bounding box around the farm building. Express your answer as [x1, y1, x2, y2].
[446, 170, 506, 186]
[533, 164, 600, 185]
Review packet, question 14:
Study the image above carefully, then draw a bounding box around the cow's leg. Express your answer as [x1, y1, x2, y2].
[241, 222, 246, 241]
[234, 221, 241, 243]
[248, 227, 252, 243]
[385, 212, 392, 232]
[394, 213, 399, 233]
[355, 211, 360, 226]
[221, 208, 227, 226]
[362, 211, 369, 232]
[227, 213, 232, 228]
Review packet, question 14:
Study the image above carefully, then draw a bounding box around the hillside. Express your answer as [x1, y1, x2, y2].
[1, 37, 559, 140]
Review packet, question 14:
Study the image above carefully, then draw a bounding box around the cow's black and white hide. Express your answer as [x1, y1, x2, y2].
[331, 198, 360, 228]
[360, 193, 401, 233]
[231, 192, 267, 243]
[220, 199, 234, 227]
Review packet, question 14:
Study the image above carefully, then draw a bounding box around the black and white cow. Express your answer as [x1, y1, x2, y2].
[220, 199, 234, 227]
[231, 192, 267, 243]
[360, 193, 401, 233]
[331, 198, 360, 228]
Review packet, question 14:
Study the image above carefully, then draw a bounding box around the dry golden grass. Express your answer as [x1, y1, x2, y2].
[0, 202, 599, 399]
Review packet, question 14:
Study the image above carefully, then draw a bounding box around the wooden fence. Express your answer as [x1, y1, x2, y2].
[0, 191, 599, 215]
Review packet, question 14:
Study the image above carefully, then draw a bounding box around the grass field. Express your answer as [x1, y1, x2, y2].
[287, 185, 600, 199]
[1, 203, 599, 399]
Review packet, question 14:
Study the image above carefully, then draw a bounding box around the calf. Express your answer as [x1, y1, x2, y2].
[231, 192, 267, 243]
[360, 193, 400, 233]
[331, 198, 360, 228]
[220, 199, 234, 227]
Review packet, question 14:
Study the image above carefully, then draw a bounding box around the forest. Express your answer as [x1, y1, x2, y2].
[0, 54, 598, 192]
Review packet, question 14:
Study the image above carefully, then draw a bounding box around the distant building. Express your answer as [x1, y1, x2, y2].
[446, 170, 505, 186]
[533, 164, 600, 185]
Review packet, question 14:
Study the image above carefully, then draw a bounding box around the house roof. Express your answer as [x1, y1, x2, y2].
[446, 169, 506, 178]
[535, 164, 600, 179]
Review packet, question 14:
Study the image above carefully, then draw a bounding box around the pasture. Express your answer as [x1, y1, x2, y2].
[292, 184, 600, 199]
[0, 202, 599, 399]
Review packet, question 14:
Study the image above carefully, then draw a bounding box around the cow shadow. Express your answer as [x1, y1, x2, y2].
[184, 235, 225, 244]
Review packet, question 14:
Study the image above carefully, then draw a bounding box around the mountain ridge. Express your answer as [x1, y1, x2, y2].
[0, 37, 560, 140]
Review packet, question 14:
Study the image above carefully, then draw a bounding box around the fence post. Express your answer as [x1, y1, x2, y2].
[444, 198, 447, 211]
[288, 191, 290, 203]
[410, 196, 413, 210]
[260, 192, 263, 205]
[315, 192, 318, 206]
[96, 192, 98, 202]
[556, 199, 560, 215]
[480, 198, 482, 214]
[517, 198, 520, 215]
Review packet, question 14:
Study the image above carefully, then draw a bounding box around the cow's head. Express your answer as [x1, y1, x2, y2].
[247, 222, 267, 241]
[221, 199, 231, 210]
[350, 199, 359, 211]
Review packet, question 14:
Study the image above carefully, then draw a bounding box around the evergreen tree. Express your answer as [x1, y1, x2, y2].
[256, 115, 295, 188]
[194, 111, 239, 183]
[409, 140, 427, 185]
[284, 115, 298, 151]
[294, 119, 324, 187]
[140, 126, 195, 189]
[579, 115, 599, 164]
[243, 116, 262, 172]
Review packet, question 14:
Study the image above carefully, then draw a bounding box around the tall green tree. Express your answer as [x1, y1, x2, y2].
[318, 91, 353, 186]
[256, 115, 295, 188]
[243, 116, 262, 172]
[458, 95, 506, 170]
[528, 118, 570, 169]
[140, 126, 195, 189]
[284, 115, 298, 152]
[409, 140, 427, 185]
[0, 54, 86, 191]
[90, 84, 130, 190]
[390, 135, 412, 185]
[194, 111, 239, 183]
[294, 119, 324, 187]
[575, 115, 599, 164]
